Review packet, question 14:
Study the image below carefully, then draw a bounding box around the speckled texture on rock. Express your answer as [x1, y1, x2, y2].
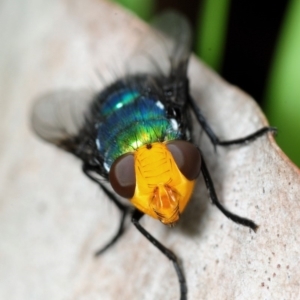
[0, 0, 300, 299]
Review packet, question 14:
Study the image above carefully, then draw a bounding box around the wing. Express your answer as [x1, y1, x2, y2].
[31, 12, 193, 162]
[127, 11, 193, 79]
[152, 10, 192, 75]
[31, 89, 96, 157]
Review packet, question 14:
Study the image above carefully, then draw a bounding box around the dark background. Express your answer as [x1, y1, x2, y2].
[157, 0, 289, 106]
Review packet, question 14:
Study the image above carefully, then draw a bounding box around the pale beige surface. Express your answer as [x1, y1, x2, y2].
[1, 1, 300, 299]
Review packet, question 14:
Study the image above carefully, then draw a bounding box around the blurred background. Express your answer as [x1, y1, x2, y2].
[113, 0, 300, 167]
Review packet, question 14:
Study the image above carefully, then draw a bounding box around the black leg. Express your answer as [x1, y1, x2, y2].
[92, 178, 129, 256]
[188, 95, 277, 148]
[200, 155, 258, 232]
[82, 164, 127, 211]
[83, 164, 130, 255]
[132, 209, 187, 300]
[214, 127, 277, 147]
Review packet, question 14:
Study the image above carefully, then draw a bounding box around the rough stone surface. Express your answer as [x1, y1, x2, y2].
[0, 1, 299, 299]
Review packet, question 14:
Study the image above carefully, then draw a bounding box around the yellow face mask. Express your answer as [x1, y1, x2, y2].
[109, 141, 201, 225]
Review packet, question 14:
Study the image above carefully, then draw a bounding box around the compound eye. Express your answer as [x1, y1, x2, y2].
[109, 153, 135, 198]
[167, 140, 201, 180]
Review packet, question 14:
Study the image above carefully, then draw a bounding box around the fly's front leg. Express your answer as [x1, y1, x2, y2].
[83, 163, 130, 255]
[188, 96, 276, 148]
[200, 155, 258, 231]
[132, 209, 187, 300]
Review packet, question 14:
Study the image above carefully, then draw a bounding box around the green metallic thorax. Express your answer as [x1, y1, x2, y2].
[96, 88, 181, 171]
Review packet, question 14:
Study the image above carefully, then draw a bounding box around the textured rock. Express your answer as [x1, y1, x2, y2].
[0, 1, 299, 299]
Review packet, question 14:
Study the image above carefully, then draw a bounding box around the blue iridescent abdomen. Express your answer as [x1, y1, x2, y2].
[96, 88, 181, 171]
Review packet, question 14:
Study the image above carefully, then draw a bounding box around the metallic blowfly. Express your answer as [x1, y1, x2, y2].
[31, 11, 276, 300]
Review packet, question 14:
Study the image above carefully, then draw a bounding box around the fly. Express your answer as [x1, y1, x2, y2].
[31, 11, 276, 300]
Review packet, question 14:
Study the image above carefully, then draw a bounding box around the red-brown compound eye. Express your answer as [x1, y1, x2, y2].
[109, 153, 136, 198]
[166, 140, 201, 180]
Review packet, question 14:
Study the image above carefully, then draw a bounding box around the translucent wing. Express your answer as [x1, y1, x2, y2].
[31, 89, 95, 152]
[127, 11, 193, 77]
[32, 12, 192, 158]
[152, 11, 192, 74]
